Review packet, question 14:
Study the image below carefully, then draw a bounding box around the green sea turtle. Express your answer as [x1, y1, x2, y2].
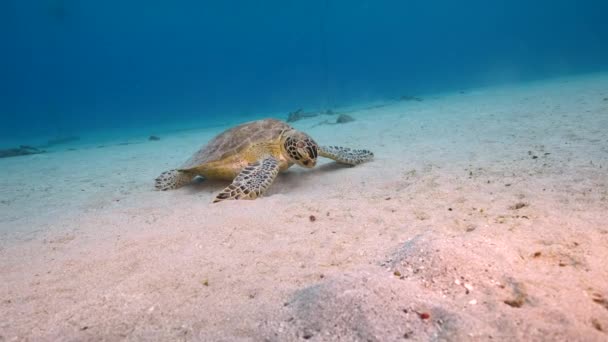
[155, 118, 373, 202]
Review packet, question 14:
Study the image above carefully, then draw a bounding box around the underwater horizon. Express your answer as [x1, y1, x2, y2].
[1, 0, 608, 143]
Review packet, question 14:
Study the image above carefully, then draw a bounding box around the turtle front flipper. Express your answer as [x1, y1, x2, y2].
[319, 146, 374, 165]
[155, 169, 195, 191]
[213, 156, 280, 203]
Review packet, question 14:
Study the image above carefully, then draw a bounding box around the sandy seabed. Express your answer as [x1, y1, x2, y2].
[1, 73, 608, 341]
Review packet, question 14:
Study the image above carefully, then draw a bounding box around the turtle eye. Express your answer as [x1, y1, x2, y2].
[306, 146, 316, 159]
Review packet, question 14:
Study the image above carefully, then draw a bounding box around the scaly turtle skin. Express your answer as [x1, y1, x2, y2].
[155, 118, 373, 202]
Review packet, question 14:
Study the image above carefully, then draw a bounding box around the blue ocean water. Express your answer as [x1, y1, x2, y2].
[1, 0, 607, 145]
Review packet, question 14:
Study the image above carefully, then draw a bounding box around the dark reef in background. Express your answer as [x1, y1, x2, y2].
[0, 146, 45, 159]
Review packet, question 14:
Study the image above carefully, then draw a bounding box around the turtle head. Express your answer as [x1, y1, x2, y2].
[282, 130, 318, 168]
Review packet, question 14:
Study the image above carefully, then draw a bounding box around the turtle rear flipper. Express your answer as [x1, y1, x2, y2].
[319, 146, 374, 165]
[155, 169, 194, 191]
[213, 156, 280, 203]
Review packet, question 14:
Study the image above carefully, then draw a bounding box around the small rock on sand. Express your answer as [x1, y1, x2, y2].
[336, 114, 355, 124]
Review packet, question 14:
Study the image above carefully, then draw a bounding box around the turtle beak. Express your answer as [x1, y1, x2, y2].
[303, 159, 316, 168]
